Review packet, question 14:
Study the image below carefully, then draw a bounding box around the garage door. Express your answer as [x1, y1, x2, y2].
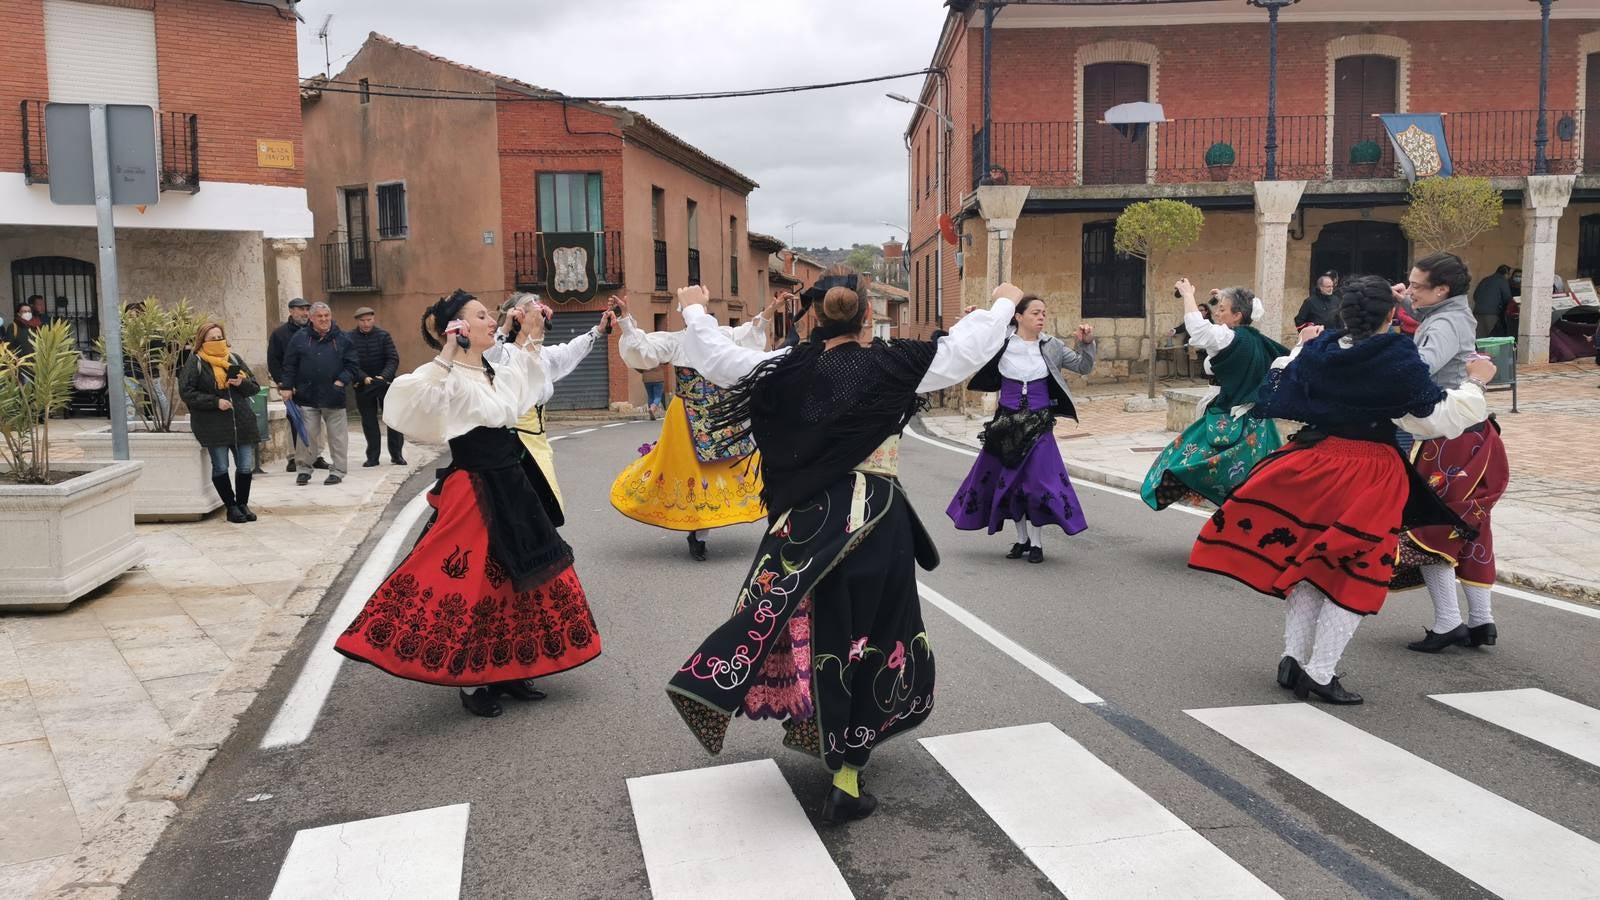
[545, 311, 608, 410]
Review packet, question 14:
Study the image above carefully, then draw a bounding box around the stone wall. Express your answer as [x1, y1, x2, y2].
[0, 228, 271, 369]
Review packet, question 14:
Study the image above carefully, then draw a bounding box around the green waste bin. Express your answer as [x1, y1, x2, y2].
[1474, 337, 1516, 412]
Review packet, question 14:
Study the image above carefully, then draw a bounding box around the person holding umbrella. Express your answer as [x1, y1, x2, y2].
[281, 302, 359, 486]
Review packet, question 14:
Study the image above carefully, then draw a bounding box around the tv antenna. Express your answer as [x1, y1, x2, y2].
[317, 15, 334, 76]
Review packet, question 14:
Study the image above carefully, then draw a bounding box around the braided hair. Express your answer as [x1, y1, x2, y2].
[1337, 275, 1398, 340]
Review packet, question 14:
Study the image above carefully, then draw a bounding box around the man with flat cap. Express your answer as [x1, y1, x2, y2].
[268, 298, 327, 473]
[349, 306, 405, 466]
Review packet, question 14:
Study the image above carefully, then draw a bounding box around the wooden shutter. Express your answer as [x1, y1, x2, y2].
[1083, 63, 1149, 185]
[1334, 56, 1397, 176]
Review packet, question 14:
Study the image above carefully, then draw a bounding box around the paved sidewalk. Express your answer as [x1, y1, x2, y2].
[0, 421, 439, 900]
[923, 360, 1600, 603]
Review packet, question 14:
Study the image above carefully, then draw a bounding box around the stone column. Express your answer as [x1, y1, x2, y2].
[975, 185, 1032, 293]
[1252, 180, 1308, 343]
[1517, 175, 1575, 365]
[268, 237, 308, 313]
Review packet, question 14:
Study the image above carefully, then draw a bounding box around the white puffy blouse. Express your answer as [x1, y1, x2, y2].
[382, 342, 548, 445]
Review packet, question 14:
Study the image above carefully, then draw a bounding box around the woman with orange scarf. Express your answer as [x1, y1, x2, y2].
[178, 322, 262, 523]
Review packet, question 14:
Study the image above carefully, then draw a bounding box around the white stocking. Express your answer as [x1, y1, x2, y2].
[1464, 584, 1494, 627]
[1283, 582, 1322, 664]
[1420, 563, 1463, 632]
[1304, 600, 1362, 686]
[1015, 520, 1030, 544]
[692, 528, 709, 542]
[1026, 523, 1044, 549]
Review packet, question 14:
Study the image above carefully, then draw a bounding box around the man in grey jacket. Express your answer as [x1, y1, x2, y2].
[1402, 252, 1477, 389]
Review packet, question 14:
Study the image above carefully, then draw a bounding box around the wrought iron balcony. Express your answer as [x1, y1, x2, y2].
[320, 240, 377, 292]
[511, 230, 624, 292]
[20, 100, 202, 191]
[973, 110, 1589, 188]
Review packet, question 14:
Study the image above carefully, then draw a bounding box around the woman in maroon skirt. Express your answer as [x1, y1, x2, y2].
[334, 290, 607, 717]
[1189, 276, 1495, 705]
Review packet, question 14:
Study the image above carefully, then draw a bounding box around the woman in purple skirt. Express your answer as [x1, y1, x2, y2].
[947, 295, 1097, 563]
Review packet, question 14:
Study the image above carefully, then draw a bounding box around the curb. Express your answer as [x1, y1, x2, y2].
[917, 417, 1600, 610]
[36, 457, 436, 900]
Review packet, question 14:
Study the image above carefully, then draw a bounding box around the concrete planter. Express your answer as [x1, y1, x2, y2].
[73, 422, 222, 522]
[0, 460, 145, 611]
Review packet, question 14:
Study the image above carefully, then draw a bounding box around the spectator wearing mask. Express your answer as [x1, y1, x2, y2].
[281, 302, 359, 485]
[268, 297, 327, 473]
[1472, 265, 1514, 339]
[349, 307, 406, 467]
[5, 301, 43, 355]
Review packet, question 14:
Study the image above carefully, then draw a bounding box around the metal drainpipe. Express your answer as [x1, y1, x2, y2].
[982, 2, 999, 183]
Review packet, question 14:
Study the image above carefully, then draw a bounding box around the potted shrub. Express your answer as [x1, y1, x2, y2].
[0, 320, 144, 610]
[1204, 142, 1235, 181]
[1349, 139, 1383, 175]
[72, 297, 218, 521]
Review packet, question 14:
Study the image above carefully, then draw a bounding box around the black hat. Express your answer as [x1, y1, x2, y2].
[288, 297, 311, 309]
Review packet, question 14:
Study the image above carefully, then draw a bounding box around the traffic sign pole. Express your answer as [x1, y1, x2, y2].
[89, 104, 129, 461]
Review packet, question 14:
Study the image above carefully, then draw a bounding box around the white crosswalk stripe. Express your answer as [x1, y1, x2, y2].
[1189, 702, 1600, 900]
[921, 722, 1281, 899]
[268, 803, 470, 900]
[627, 759, 853, 900]
[1431, 688, 1600, 768]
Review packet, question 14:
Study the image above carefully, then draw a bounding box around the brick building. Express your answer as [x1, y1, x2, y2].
[0, 0, 312, 369]
[904, 0, 1600, 374]
[300, 34, 769, 410]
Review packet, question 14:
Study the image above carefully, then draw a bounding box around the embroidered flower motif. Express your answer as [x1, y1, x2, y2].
[754, 570, 778, 592]
[637, 442, 656, 457]
[887, 641, 906, 670]
[848, 636, 868, 662]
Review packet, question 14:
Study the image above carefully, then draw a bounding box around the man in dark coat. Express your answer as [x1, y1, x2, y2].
[1472, 264, 1514, 338]
[349, 306, 406, 466]
[1294, 272, 1341, 330]
[268, 297, 325, 472]
[281, 302, 359, 486]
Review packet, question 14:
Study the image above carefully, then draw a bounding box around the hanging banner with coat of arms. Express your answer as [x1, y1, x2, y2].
[541, 232, 599, 304]
[1378, 114, 1453, 182]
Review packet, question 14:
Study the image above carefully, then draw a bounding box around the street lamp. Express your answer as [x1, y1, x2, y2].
[1247, 0, 1300, 181]
[889, 91, 955, 327]
[1533, 0, 1556, 175]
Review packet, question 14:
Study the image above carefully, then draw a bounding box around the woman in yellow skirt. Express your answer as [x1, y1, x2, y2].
[610, 294, 780, 560]
[498, 293, 611, 513]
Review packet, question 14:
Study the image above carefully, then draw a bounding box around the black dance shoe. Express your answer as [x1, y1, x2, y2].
[1406, 623, 1470, 653]
[1468, 623, 1498, 647]
[1293, 672, 1364, 705]
[687, 534, 708, 562]
[495, 680, 547, 701]
[1006, 542, 1030, 559]
[821, 786, 878, 825]
[1027, 546, 1044, 564]
[459, 688, 503, 718]
[1276, 656, 1304, 690]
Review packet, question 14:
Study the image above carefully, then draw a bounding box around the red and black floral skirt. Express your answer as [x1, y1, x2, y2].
[1189, 436, 1408, 616]
[334, 470, 601, 686]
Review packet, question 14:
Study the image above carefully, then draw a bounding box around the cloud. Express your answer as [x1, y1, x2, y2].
[296, 0, 942, 249]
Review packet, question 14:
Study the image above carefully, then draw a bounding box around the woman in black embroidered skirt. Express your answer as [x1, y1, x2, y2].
[664, 272, 1018, 824]
[334, 291, 605, 718]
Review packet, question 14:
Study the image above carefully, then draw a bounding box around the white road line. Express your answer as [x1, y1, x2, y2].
[922, 723, 1280, 899]
[260, 489, 433, 750]
[1189, 703, 1600, 900]
[570, 427, 597, 435]
[603, 421, 629, 428]
[268, 803, 470, 900]
[549, 434, 567, 441]
[627, 759, 852, 900]
[1431, 688, 1600, 768]
[918, 583, 1103, 704]
[907, 423, 1600, 617]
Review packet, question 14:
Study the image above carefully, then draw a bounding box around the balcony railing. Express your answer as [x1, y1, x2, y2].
[654, 239, 668, 291]
[321, 240, 377, 292]
[511, 230, 624, 291]
[687, 247, 701, 286]
[20, 99, 202, 191]
[974, 110, 1590, 188]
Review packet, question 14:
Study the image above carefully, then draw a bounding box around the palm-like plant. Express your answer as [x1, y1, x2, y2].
[0, 321, 80, 484]
[102, 298, 202, 432]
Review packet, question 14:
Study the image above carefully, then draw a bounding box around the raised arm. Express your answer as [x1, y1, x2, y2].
[617, 315, 684, 369]
[679, 302, 790, 387]
[540, 321, 604, 384]
[1395, 357, 1493, 438]
[1054, 325, 1098, 376]
[915, 285, 1021, 392]
[382, 359, 476, 444]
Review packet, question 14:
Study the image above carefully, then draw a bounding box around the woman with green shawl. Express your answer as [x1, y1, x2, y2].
[1141, 278, 1289, 509]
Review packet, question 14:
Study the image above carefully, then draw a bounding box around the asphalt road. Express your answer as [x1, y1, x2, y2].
[126, 418, 1600, 900]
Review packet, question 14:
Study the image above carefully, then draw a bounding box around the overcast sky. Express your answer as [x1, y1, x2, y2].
[294, 0, 945, 250]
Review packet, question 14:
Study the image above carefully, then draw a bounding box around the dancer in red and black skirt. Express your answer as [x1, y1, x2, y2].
[334, 290, 606, 718]
[1391, 252, 1512, 653]
[1189, 276, 1495, 705]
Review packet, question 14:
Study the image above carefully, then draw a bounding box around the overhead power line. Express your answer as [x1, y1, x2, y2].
[307, 69, 939, 103]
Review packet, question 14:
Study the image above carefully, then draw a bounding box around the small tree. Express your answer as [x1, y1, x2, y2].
[0, 321, 80, 483]
[1115, 199, 1205, 398]
[1400, 176, 1504, 253]
[99, 297, 202, 433]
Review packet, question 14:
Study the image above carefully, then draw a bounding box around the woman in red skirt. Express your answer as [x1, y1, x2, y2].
[334, 290, 609, 717]
[1189, 276, 1496, 705]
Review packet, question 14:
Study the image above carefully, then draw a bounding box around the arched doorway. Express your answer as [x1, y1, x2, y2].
[10, 256, 98, 351]
[1310, 220, 1409, 292]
